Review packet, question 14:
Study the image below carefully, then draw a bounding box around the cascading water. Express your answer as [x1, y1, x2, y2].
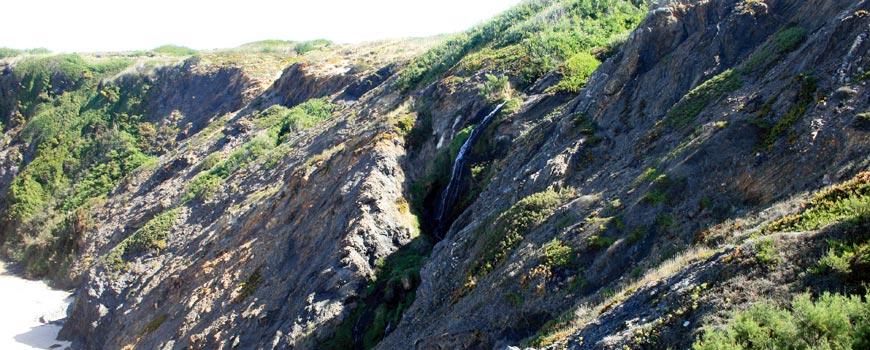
[434, 102, 506, 239]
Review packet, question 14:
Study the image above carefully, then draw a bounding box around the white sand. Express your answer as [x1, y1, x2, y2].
[0, 260, 73, 350]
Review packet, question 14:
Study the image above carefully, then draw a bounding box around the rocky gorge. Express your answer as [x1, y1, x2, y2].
[1, 0, 870, 349]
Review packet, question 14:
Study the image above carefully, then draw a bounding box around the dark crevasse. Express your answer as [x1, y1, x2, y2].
[332, 103, 508, 350]
[434, 102, 506, 239]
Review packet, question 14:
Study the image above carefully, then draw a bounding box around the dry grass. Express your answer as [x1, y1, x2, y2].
[530, 245, 718, 347]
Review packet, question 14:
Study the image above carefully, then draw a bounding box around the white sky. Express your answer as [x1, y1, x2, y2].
[1, 0, 523, 53]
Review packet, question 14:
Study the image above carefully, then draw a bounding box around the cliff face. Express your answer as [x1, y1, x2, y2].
[0, 0, 868, 349]
[46, 46, 429, 349]
[381, 0, 870, 348]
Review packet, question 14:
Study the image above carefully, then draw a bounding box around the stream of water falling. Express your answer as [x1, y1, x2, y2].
[434, 102, 506, 239]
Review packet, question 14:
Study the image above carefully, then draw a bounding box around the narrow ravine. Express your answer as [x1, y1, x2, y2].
[434, 102, 506, 239]
[0, 260, 72, 350]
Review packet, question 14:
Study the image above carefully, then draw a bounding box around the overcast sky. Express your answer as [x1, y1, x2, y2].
[2, 0, 523, 53]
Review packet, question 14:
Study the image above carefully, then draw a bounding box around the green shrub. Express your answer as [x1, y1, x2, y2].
[142, 314, 168, 335]
[588, 235, 616, 249]
[627, 227, 648, 244]
[394, 114, 416, 135]
[234, 267, 263, 303]
[543, 239, 574, 268]
[759, 74, 817, 148]
[323, 237, 430, 350]
[449, 125, 474, 161]
[694, 292, 870, 350]
[817, 240, 870, 276]
[153, 45, 198, 56]
[256, 98, 334, 143]
[549, 52, 600, 93]
[643, 174, 682, 206]
[754, 238, 779, 265]
[505, 292, 525, 307]
[209, 136, 277, 180]
[500, 97, 522, 117]
[0, 54, 155, 278]
[638, 167, 659, 184]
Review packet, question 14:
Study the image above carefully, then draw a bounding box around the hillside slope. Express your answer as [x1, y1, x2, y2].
[0, 0, 868, 349]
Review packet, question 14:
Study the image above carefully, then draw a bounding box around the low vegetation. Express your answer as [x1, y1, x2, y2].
[694, 292, 870, 350]
[394, 0, 646, 91]
[548, 52, 600, 93]
[756, 74, 818, 148]
[664, 69, 742, 127]
[153, 45, 198, 56]
[543, 239, 575, 269]
[741, 27, 807, 74]
[664, 26, 807, 129]
[766, 171, 869, 233]
[467, 188, 575, 285]
[185, 99, 334, 201]
[106, 208, 180, 271]
[0, 54, 158, 276]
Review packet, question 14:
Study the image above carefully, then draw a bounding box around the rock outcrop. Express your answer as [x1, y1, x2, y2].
[0, 1, 868, 349]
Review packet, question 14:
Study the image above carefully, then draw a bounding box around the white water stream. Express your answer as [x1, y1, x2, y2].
[0, 260, 72, 350]
[434, 102, 506, 238]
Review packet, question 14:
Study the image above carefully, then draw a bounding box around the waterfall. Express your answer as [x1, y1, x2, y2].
[434, 102, 507, 239]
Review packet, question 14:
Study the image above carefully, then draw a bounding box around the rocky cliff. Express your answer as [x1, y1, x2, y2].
[1, 0, 869, 349]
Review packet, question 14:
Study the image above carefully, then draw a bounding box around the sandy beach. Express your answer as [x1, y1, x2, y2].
[0, 260, 73, 350]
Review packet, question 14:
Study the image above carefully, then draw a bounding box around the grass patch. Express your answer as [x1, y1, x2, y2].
[467, 188, 575, 284]
[0, 47, 21, 58]
[106, 208, 180, 270]
[816, 239, 870, 277]
[740, 27, 807, 74]
[142, 314, 168, 335]
[0, 55, 166, 277]
[664, 69, 742, 127]
[321, 238, 431, 350]
[588, 235, 616, 248]
[153, 45, 198, 56]
[643, 174, 684, 206]
[183, 99, 334, 202]
[477, 73, 510, 102]
[292, 39, 332, 54]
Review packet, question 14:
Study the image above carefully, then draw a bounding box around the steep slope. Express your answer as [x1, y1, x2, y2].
[377, 0, 870, 349]
[1, 0, 868, 349]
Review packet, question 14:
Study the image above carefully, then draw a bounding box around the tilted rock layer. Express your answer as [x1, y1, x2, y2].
[0, 0, 868, 349]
